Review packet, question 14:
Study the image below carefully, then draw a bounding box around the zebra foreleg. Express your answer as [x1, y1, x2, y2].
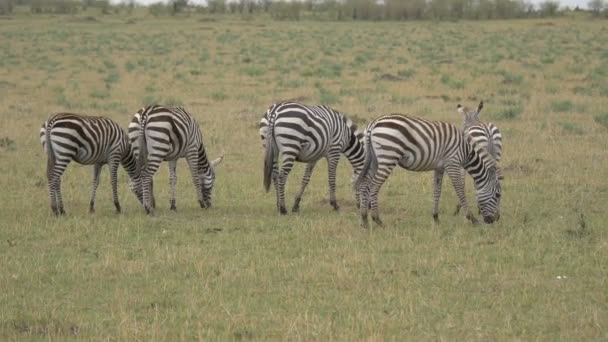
[89, 164, 103, 213]
[446, 165, 479, 225]
[292, 161, 316, 213]
[169, 160, 178, 210]
[453, 168, 465, 216]
[432, 169, 444, 223]
[109, 160, 121, 213]
[326, 151, 341, 211]
[186, 150, 205, 209]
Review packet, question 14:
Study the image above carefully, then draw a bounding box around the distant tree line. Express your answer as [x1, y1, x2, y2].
[1, 0, 607, 19]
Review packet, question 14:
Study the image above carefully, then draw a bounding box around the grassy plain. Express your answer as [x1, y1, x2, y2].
[0, 12, 607, 340]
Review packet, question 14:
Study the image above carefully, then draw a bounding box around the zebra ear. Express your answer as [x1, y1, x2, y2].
[210, 155, 224, 168]
[476, 101, 484, 117]
[457, 104, 465, 115]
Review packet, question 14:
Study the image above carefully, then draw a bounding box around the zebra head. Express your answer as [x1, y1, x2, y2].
[127, 176, 144, 205]
[465, 133, 501, 224]
[201, 154, 224, 207]
[457, 101, 483, 129]
[476, 164, 502, 224]
[343, 117, 366, 182]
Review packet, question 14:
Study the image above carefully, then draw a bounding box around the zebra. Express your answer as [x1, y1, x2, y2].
[453, 101, 503, 216]
[128, 105, 223, 214]
[40, 113, 143, 215]
[354, 113, 502, 228]
[260, 101, 365, 214]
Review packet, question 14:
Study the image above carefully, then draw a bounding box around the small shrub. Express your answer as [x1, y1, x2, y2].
[142, 94, 159, 106]
[545, 86, 558, 94]
[551, 100, 574, 112]
[594, 113, 608, 129]
[0, 137, 16, 151]
[499, 70, 524, 85]
[104, 72, 120, 88]
[493, 105, 523, 120]
[440, 74, 464, 89]
[125, 61, 135, 72]
[559, 122, 584, 135]
[164, 96, 183, 107]
[317, 86, 339, 105]
[90, 89, 109, 99]
[211, 90, 227, 101]
[241, 66, 264, 77]
[397, 69, 415, 79]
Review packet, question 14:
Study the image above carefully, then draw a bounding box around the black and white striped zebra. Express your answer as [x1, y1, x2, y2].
[453, 101, 503, 215]
[128, 105, 223, 214]
[260, 101, 365, 214]
[354, 113, 501, 227]
[40, 113, 143, 215]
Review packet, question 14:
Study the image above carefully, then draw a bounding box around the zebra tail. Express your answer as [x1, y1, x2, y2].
[45, 120, 55, 180]
[354, 127, 377, 191]
[137, 122, 147, 172]
[263, 120, 277, 192]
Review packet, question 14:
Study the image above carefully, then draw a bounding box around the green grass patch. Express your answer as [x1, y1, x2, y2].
[550, 100, 574, 112]
[594, 113, 608, 129]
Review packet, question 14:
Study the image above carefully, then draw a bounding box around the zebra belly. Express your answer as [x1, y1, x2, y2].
[397, 153, 439, 172]
[74, 146, 108, 165]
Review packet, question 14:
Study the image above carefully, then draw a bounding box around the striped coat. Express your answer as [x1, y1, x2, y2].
[355, 113, 501, 227]
[40, 113, 142, 215]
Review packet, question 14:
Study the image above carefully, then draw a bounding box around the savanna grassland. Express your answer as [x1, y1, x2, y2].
[0, 12, 607, 340]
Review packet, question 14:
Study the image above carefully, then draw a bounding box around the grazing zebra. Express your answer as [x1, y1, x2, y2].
[354, 113, 501, 227]
[40, 113, 143, 215]
[260, 101, 365, 214]
[128, 105, 223, 214]
[453, 101, 503, 215]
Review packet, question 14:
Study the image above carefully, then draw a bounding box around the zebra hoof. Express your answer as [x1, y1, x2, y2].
[89, 208, 95, 214]
[330, 201, 339, 211]
[372, 216, 383, 227]
[469, 215, 480, 225]
[279, 207, 288, 215]
[433, 213, 440, 223]
[291, 206, 299, 213]
[170, 205, 177, 211]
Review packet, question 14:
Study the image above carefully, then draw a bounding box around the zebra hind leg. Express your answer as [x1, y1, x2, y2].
[276, 156, 295, 215]
[369, 183, 383, 227]
[169, 160, 178, 210]
[432, 169, 444, 223]
[358, 181, 370, 228]
[326, 151, 341, 211]
[292, 162, 316, 213]
[48, 162, 68, 216]
[89, 164, 103, 213]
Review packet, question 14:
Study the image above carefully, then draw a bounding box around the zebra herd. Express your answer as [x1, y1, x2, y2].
[40, 100, 502, 227]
